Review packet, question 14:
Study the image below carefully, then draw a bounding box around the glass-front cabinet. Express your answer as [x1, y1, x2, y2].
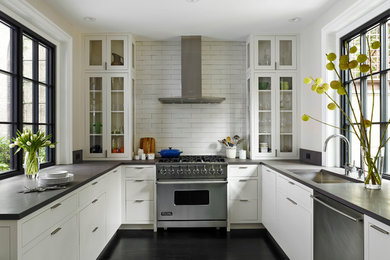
[86, 73, 129, 158]
[85, 35, 128, 70]
[251, 73, 296, 158]
[254, 36, 296, 70]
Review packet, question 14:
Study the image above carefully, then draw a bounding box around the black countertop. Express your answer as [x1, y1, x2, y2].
[2, 159, 390, 226]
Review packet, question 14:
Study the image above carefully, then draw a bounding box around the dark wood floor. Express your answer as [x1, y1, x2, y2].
[99, 228, 285, 260]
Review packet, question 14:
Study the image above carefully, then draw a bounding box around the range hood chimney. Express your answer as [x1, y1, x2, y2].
[158, 36, 225, 104]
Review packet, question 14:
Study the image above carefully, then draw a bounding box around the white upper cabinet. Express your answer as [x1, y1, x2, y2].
[254, 35, 296, 70]
[85, 35, 129, 71]
[248, 34, 298, 159]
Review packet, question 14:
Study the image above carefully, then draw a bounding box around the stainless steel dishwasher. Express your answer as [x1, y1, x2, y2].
[313, 192, 364, 260]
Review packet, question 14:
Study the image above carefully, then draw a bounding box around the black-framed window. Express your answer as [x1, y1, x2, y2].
[0, 11, 55, 178]
[341, 10, 390, 174]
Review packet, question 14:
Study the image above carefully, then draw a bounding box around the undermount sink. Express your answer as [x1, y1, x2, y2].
[287, 169, 363, 184]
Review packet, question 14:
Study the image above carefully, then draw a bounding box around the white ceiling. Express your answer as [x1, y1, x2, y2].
[43, 0, 338, 40]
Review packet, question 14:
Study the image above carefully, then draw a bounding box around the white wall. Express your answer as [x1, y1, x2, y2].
[135, 40, 246, 155]
[299, 0, 388, 166]
[25, 0, 84, 151]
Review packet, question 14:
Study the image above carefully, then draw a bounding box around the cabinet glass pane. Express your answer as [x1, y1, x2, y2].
[258, 40, 271, 66]
[259, 112, 271, 134]
[89, 77, 103, 154]
[111, 40, 124, 66]
[89, 40, 103, 66]
[259, 135, 271, 153]
[280, 77, 292, 110]
[111, 77, 124, 154]
[279, 40, 292, 66]
[259, 77, 271, 111]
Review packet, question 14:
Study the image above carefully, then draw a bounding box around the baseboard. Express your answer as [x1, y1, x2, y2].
[97, 231, 120, 260]
[265, 229, 289, 260]
[119, 224, 155, 230]
[229, 223, 264, 230]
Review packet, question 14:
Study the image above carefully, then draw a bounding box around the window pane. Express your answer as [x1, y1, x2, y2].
[38, 125, 48, 163]
[366, 25, 380, 75]
[23, 35, 33, 79]
[366, 78, 380, 122]
[23, 80, 33, 123]
[350, 128, 361, 168]
[348, 81, 361, 124]
[0, 72, 12, 122]
[349, 36, 360, 79]
[0, 124, 12, 173]
[39, 84, 46, 123]
[0, 21, 12, 73]
[387, 19, 390, 70]
[38, 45, 47, 83]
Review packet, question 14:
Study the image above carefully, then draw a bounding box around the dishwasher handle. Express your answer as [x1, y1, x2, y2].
[311, 195, 363, 223]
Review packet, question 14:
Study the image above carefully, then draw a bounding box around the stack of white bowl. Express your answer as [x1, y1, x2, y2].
[39, 170, 74, 186]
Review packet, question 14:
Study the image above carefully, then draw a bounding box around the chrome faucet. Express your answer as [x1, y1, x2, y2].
[324, 134, 353, 176]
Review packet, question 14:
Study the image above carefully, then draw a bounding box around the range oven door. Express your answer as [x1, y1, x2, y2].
[157, 180, 227, 222]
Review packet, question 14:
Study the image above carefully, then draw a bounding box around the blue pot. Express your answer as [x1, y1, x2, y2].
[158, 147, 182, 158]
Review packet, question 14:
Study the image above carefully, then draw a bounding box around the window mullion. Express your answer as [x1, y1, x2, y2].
[32, 39, 39, 132]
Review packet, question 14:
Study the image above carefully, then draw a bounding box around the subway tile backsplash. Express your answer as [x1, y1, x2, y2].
[135, 40, 247, 155]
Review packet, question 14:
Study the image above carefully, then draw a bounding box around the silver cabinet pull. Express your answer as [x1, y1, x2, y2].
[92, 199, 98, 204]
[135, 200, 144, 202]
[275, 61, 277, 70]
[92, 181, 98, 186]
[288, 181, 295, 185]
[286, 197, 297, 205]
[113, 170, 118, 173]
[104, 62, 107, 70]
[135, 180, 144, 182]
[92, 227, 98, 233]
[311, 195, 362, 222]
[370, 225, 389, 235]
[51, 227, 62, 236]
[135, 167, 144, 170]
[50, 203, 62, 210]
[239, 179, 248, 182]
[240, 199, 249, 202]
[239, 167, 248, 169]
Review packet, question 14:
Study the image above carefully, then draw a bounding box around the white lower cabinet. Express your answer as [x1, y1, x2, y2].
[261, 166, 277, 235]
[123, 165, 156, 224]
[80, 193, 107, 260]
[228, 165, 261, 224]
[262, 165, 313, 260]
[106, 168, 122, 240]
[365, 215, 390, 260]
[22, 215, 78, 260]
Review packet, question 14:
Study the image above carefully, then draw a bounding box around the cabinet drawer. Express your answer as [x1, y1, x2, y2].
[80, 193, 106, 260]
[229, 179, 258, 200]
[22, 194, 77, 247]
[124, 165, 155, 179]
[277, 175, 312, 211]
[229, 200, 258, 223]
[79, 175, 106, 207]
[125, 200, 154, 222]
[126, 180, 154, 200]
[229, 165, 258, 177]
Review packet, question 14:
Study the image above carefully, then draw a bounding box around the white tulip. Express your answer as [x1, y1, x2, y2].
[49, 144, 55, 148]
[41, 137, 45, 141]
[46, 140, 51, 145]
[26, 141, 31, 146]
[21, 133, 25, 138]
[9, 143, 15, 148]
[15, 140, 20, 146]
[33, 134, 37, 138]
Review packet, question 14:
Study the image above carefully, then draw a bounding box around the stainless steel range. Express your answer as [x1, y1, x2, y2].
[156, 155, 227, 228]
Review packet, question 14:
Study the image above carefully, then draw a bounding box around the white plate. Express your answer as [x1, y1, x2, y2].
[39, 173, 74, 186]
[43, 170, 69, 179]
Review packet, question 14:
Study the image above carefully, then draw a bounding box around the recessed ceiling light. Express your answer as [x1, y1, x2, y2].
[186, 0, 200, 3]
[288, 17, 302, 23]
[83, 17, 96, 22]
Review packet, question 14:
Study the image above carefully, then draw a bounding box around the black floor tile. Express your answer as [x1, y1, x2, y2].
[100, 229, 284, 260]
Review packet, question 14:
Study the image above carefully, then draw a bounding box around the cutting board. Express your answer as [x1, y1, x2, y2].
[140, 137, 155, 154]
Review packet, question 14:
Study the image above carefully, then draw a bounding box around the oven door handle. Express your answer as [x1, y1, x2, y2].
[156, 181, 228, 185]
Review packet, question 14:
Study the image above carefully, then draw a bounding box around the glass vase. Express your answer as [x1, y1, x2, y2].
[362, 147, 384, 190]
[24, 151, 40, 179]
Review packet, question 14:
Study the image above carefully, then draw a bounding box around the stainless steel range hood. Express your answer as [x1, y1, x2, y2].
[158, 36, 225, 104]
